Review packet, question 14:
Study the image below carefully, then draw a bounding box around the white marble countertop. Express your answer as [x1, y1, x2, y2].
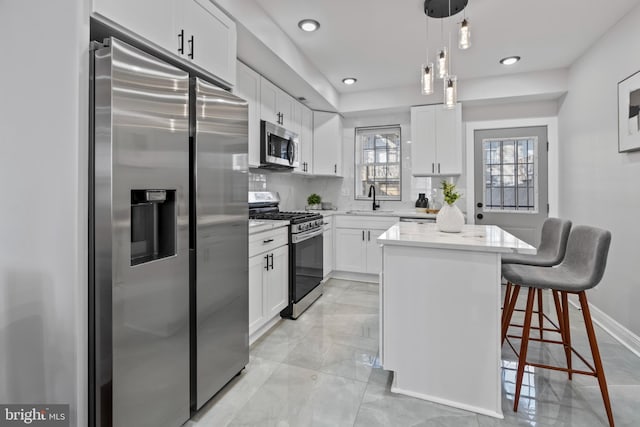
[249, 219, 289, 234]
[378, 223, 536, 254]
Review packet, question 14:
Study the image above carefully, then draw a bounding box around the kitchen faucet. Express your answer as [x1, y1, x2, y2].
[368, 185, 380, 211]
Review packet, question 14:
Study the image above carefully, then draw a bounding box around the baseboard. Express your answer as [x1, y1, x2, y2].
[249, 316, 282, 346]
[330, 270, 378, 283]
[569, 299, 640, 359]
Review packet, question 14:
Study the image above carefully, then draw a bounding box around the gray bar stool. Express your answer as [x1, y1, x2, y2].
[502, 225, 614, 427]
[501, 218, 572, 341]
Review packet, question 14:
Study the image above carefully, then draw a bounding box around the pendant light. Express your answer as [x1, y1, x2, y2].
[458, 18, 471, 49]
[421, 15, 435, 95]
[444, 0, 458, 108]
[421, 64, 435, 95]
[421, 0, 470, 100]
[437, 48, 448, 79]
[444, 75, 457, 109]
[437, 17, 448, 79]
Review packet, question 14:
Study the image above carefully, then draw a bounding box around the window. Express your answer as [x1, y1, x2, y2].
[482, 137, 538, 212]
[354, 125, 401, 200]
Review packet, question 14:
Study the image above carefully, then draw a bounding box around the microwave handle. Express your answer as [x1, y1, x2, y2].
[287, 138, 295, 165]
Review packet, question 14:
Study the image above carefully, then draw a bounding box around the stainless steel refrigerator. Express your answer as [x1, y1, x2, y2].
[90, 37, 248, 427]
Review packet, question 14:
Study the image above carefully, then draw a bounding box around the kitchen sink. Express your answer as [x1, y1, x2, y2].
[346, 209, 394, 215]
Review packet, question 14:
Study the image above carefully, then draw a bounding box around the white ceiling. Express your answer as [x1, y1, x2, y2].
[254, 0, 640, 94]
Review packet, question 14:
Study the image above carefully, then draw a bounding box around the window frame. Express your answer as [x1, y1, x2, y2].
[353, 124, 402, 201]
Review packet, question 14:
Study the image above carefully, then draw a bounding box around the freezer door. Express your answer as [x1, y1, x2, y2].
[93, 38, 190, 427]
[192, 77, 249, 409]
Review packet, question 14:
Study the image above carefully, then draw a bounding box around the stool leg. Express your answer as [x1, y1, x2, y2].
[553, 290, 571, 380]
[513, 287, 536, 412]
[537, 289, 544, 340]
[561, 291, 573, 380]
[502, 284, 520, 345]
[579, 292, 615, 427]
[502, 281, 513, 325]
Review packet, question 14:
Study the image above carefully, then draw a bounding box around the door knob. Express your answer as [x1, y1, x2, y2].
[476, 213, 483, 220]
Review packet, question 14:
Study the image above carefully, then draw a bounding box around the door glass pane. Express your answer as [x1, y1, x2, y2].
[482, 137, 537, 211]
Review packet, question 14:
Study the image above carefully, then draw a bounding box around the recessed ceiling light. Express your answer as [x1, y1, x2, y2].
[500, 56, 521, 66]
[342, 77, 357, 85]
[298, 19, 320, 32]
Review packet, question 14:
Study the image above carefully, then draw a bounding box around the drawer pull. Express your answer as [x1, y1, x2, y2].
[263, 239, 274, 244]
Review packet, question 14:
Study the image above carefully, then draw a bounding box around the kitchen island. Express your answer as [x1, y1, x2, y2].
[378, 222, 535, 418]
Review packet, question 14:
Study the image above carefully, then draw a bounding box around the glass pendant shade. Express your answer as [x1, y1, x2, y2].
[444, 75, 457, 109]
[437, 48, 448, 79]
[421, 63, 435, 95]
[458, 19, 471, 50]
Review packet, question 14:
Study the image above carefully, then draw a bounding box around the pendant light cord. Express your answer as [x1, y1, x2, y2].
[448, 0, 452, 75]
[425, 11, 430, 61]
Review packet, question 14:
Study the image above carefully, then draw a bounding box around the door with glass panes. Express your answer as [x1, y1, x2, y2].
[473, 126, 548, 246]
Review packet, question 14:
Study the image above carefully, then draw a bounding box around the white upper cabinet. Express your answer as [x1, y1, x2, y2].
[177, 0, 236, 86]
[294, 104, 313, 175]
[260, 77, 294, 128]
[313, 111, 343, 177]
[235, 61, 261, 168]
[92, 0, 176, 52]
[92, 0, 236, 86]
[410, 103, 462, 176]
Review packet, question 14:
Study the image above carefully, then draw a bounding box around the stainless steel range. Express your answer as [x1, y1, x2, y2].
[249, 192, 324, 318]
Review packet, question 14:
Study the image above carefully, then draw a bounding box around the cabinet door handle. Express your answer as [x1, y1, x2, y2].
[438, 163, 441, 173]
[368, 230, 371, 241]
[432, 163, 435, 173]
[178, 29, 184, 54]
[263, 239, 274, 244]
[362, 230, 365, 241]
[264, 254, 269, 270]
[334, 164, 337, 174]
[269, 253, 274, 270]
[188, 35, 194, 59]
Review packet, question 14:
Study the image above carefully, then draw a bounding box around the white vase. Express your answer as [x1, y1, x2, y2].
[436, 203, 465, 233]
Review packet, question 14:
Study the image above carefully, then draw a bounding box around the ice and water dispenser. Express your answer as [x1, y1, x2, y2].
[130, 190, 177, 266]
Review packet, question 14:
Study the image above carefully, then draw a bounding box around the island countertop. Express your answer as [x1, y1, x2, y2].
[378, 222, 536, 254]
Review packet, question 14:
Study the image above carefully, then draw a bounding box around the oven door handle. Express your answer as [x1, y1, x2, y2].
[291, 227, 323, 244]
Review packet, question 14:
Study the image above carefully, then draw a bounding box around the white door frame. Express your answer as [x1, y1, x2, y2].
[465, 117, 559, 224]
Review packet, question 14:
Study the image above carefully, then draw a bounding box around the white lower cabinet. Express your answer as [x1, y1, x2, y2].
[248, 228, 289, 339]
[334, 216, 398, 275]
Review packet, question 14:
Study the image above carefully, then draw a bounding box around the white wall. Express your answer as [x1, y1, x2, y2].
[0, 1, 89, 425]
[558, 2, 640, 337]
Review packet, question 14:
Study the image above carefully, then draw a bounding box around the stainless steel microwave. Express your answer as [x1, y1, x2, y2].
[260, 120, 299, 169]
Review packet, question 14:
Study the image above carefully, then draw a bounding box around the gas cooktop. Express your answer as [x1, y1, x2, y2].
[249, 211, 322, 224]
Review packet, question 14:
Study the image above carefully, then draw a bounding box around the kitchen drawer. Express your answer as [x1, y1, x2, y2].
[249, 227, 288, 257]
[335, 215, 398, 230]
[323, 215, 333, 231]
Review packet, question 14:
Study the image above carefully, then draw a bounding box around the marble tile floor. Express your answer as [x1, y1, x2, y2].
[187, 279, 640, 427]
